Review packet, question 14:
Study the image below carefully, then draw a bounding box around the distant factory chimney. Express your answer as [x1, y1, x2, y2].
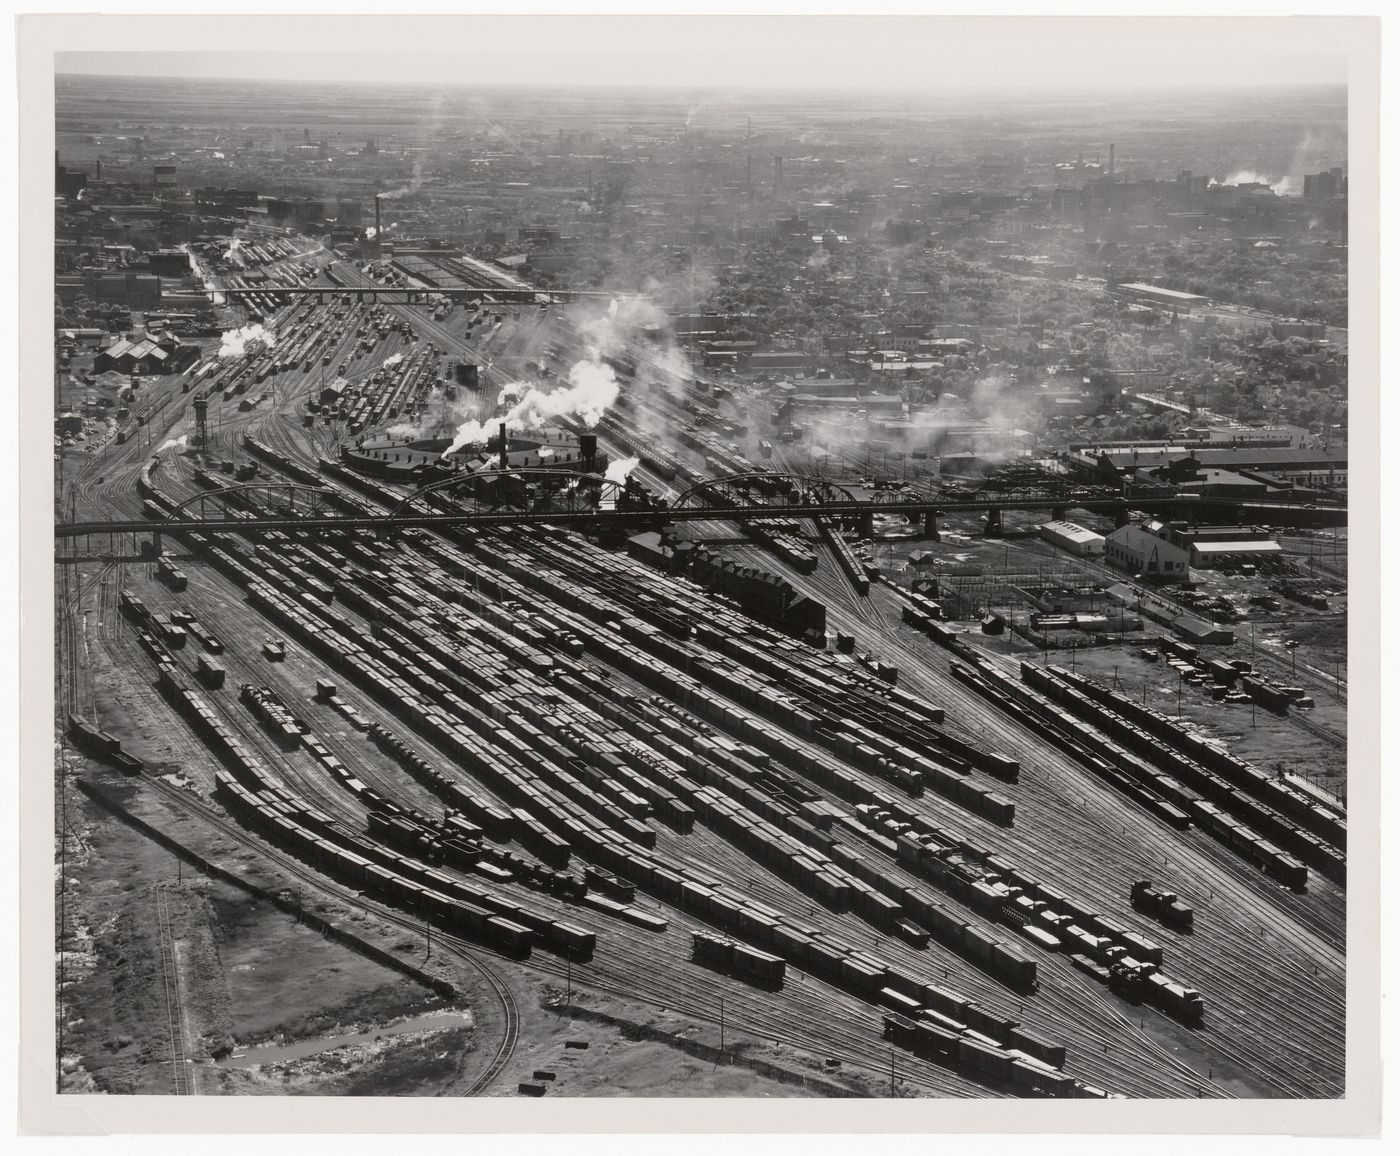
[374, 195, 382, 238]
[96, 158, 102, 181]
[499, 422, 509, 471]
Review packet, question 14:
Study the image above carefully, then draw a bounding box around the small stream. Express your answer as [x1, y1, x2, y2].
[216, 1009, 473, 1069]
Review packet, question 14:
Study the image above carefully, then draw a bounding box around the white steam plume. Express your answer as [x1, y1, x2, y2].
[605, 455, 641, 485]
[219, 323, 276, 359]
[441, 360, 620, 458]
[382, 353, 404, 367]
[157, 435, 188, 453]
[379, 160, 424, 202]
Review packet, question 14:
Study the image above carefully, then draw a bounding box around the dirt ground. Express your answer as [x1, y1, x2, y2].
[57, 765, 453, 1095]
[1035, 641, 1347, 795]
[492, 983, 850, 1099]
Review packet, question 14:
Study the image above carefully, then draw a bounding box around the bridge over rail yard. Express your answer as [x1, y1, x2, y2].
[54, 475, 1345, 545]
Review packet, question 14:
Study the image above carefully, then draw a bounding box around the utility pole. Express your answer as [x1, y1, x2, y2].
[719, 995, 726, 1058]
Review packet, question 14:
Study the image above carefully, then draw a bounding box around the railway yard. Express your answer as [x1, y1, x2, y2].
[54, 247, 1347, 1101]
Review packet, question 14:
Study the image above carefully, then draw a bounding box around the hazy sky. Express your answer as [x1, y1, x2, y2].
[54, 16, 1350, 91]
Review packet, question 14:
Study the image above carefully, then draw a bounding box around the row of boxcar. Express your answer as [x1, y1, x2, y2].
[242, 434, 332, 488]
[156, 556, 188, 592]
[817, 519, 871, 595]
[555, 601, 1018, 829]
[200, 450, 1092, 1091]
[156, 484, 1030, 990]
[180, 470, 1064, 1035]
[1026, 664, 1336, 886]
[238, 683, 305, 750]
[946, 657, 1193, 832]
[864, 805, 1187, 1007]
[1131, 879, 1195, 932]
[1055, 664, 1345, 852]
[691, 931, 786, 988]
[880, 1014, 1109, 1098]
[145, 661, 601, 965]
[229, 573, 628, 867]
[66, 713, 144, 774]
[299, 713, 584, 905]
[743, 521, 820, 577]
[602, 833, 1071, 1075]
[214, 769, 536, 958]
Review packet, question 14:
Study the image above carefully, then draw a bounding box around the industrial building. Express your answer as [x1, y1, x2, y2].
[1038, 520, 1106, 557]
[1111, 282, 1210, 309]
[1154, 524, 1284, 570]
[91, 271, 163, 309]
[1103, 523, 1191, 582]
[93, 330, 198, 376]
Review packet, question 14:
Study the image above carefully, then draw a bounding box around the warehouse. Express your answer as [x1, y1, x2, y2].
[1103, 524, 1190, 583]
[1038, 520, 1105, 557]
[94, 331, 197, 376]
[1153, 524, 1284, 570]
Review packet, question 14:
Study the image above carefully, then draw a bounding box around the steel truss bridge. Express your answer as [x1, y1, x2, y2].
[54, 468, 1346, 545]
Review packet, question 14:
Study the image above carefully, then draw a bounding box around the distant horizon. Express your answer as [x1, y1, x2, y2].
[55, 70, 1348, 97]
[52, 16, 1350, 93]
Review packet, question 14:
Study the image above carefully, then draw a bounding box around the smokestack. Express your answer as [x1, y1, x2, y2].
[499, 422, 509, 470]
[579, 433, 597, 468]
[96, 158, 102, 181]
[374, 195, 382, 238]
[1109, 145, 1115, 178]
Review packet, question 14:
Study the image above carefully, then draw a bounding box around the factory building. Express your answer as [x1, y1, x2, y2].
[147, 249, 192, 277]
[94, 330, 197, 376]
[1038, 520, 1106, 557]
[1104, 524, 1191, 583]
[1153, 523, 1283, 570]
[91, 272, 163, 309]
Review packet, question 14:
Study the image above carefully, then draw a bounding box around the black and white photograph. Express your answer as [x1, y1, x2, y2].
[17, 9, 1383, 1138]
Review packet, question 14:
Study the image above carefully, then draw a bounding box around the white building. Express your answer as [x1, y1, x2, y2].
[1039, 520, 1106, 557]
[1104, 524, 1191, 582]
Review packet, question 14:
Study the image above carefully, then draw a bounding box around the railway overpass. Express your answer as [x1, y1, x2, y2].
[216, 285, 624, 304]
[54, 491, 1344, 545]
